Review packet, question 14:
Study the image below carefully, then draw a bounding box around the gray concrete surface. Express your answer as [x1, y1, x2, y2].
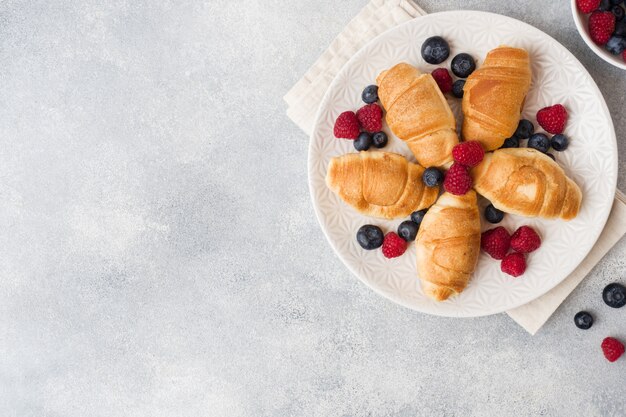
[0, 1, 624, 416]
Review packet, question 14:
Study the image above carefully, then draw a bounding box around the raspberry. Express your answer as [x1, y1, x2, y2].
[381, 232, 407, 259]
[481, 227, 511, 260]
[333, 111, 360, 139]
[510, 226, 541, 253]
[443, 163, 472, 195]
[536, 104, 568, 134]
[588, 11, 615, 45]
[431, 68, 453, 93]
[623, 49, 626, 62]
[601, 337, 625, 362]
[576, 0, 601, 13]
[501, 252, 527, 277]
[452, 141, 485, 167]
[356, 103, 382, 132]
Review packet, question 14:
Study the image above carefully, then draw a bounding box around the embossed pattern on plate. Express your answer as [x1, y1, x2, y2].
[308, 12, 617, 317]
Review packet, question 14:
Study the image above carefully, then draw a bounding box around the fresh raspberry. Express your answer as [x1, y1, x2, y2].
[443, 163, 472, 195]
[536, 104, 568, 134]
[510, 226, 542, 253]
[576, 0, 600, 13]
[623, 49, 626, 62]
[501, 252, 527, 277]
[481, 227, 511, 260]
[601, 337, 625, 362]
[333, 111, 360, 139]
[431, 68, 453, 93]
[452, 141, 485, 167]
[381, 232, 407, 259]
[588, 11, 615, 45]
[356, 103, 383, 132]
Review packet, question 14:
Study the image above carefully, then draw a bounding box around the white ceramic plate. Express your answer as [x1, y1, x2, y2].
[308, 11, 618, 317]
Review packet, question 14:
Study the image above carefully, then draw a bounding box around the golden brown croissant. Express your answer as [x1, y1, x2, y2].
[462, 46, 531, 151]
[326, 152, 439, 219]
[376, 63, 458, 168]
[471, 148, 582, 220]
[416, 191, 481, 301]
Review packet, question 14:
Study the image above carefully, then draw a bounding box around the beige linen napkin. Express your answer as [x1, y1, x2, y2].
[286, 0, 626, 334]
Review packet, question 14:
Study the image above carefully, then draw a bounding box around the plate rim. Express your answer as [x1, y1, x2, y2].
[307, 10, 618, 317]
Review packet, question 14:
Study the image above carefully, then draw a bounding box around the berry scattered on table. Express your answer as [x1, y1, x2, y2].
[431, 68, 453, 93]
[577, 0, 601, 13]
[551, 134, 569, 151]
[422, 167, 444, 187]
[443, 163, 472, 195]
[371, 131, 388, 148]
[484, 204, 505, 224]
[334, 111, 360, 139]
[452, 79, 465, 98]
[410, 209, 428, 226]
[356, 103, 383, 132]
[421, 36, 450, 64]
[452, 141, 484, 167]
[613, 4, 625, 20]
[601, 337, 625, 362]
[354, 132, 373, 151]
[501, 252, 527, 277]
[510, 226, 541, 253]
[515, 119, 535, 139]
[537, 104, 568, 134]
[451, 53, 476, 78]
[500, 136, 520, 149]
[398, 220, 419, 242]
[574, 311, 594, 329]
[588, 11, 616, 45]
[606, 35, 626, 54]
[382, 232, 408, 259]
[361, 85, 379, 104]
[528, 133, 551, 153]
[481, 226, 511, 260]
[356, 225, 384, 250]
[602, 283, 626, 308]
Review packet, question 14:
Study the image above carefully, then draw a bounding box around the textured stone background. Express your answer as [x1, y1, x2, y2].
[0, 1, 624, 416]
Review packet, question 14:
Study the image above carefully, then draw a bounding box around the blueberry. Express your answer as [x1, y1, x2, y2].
[354, 132, 372, 151]
[410, 209, 428, 226]
[599, 0, 612, 10]
[515, 119, 535, 139]
[452, 80, 465, 98]
[606, 35, 626, 55]
[356, 225, 384, 250]
[603, 283, 626, 308]
[613, 5, 625, 20]
[484, 204, 505, 224]
[615, 21, 626, 36]
[610, 0, 623, 6]
[528, 133, 550, 153]
[361, 85, 379, 104]
[397, 220, 419, 242]
[551, 134, 569, 151]
[421, 36, 450, 64]
[500, 136, 520, 149]
[422, 167, 444, 187]
[372, 131, 388, 148]
[574, 311, 594, 330]
[451, 53, 476, 78]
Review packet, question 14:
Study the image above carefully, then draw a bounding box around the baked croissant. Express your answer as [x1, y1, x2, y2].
[326, 152, 439, 219]
[471, 148, 582, 220]
[462, 46, 531, 151]
[416, 191, 481, 301]
[376, 63, 458, 167]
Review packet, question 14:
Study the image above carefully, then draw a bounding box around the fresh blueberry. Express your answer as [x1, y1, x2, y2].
[574, 311, 594, 330]
[610, 0, 624, 6]
[515, 119, 535, 139]
[452, 80, 465, 98]
[500, 136, 520, 149]
[613, 5, 625, 20]
[603, 283, 626, 308]
[410, 209, 428, 226]
[354, 132, 372, 151]
[397, 220, 419, 242]
[606, 35, 626, 55]
[356, 225, 384, 250]
[551, 134, 569, 151]
[421, 36, 450, 64]
[451, 53, 476, 78]
[372, 131, 388, 148]
[615, 21, 626, 36]
[528, 133, 550, 153]
[484, 204, 505, 224]
[599, 0, 612, 10]
[422, 167, 444, 187]
[361, 85, 379, 104]
[546, 153, 556, 162]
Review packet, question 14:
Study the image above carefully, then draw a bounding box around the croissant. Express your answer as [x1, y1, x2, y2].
[462, 46, 531, 150]
[416, 191, 481, 301]
[471, 148, 582, 220]
[376, 63, 458, 168]
[326, 152, 439, 219]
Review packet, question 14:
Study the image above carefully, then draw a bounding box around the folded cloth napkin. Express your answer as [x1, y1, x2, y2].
[285, 0, 626, 334]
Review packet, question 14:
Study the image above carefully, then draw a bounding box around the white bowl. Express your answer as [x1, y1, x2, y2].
[571, 0, 626, 70]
